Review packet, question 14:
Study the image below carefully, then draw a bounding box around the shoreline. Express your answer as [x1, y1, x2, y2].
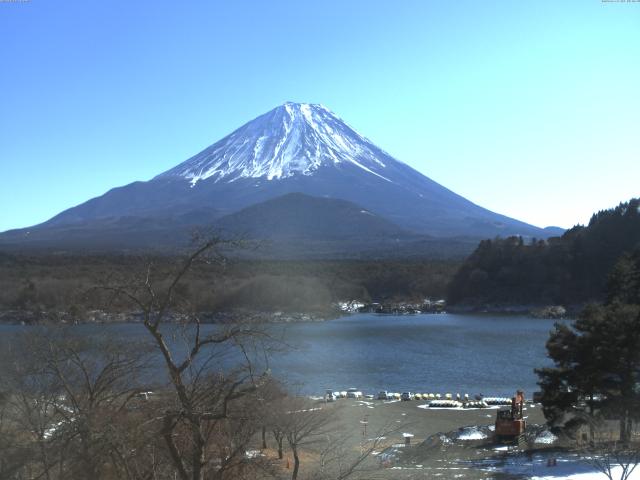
[0, 305, 572, 325]
[0, 308, 341, 326]
[448, 304, 575, 319]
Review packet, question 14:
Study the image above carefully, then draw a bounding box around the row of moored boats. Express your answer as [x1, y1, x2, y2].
[325, 388, 516, 408]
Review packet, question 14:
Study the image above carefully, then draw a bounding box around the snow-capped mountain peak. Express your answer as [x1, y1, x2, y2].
[2, 101, 564, 250]
[158, 102, 393, 186]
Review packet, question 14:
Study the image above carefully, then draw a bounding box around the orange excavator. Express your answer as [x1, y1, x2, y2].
[494, 390, 526, 442]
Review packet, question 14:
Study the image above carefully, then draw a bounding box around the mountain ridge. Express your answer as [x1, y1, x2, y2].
[0, 102, 564, 255]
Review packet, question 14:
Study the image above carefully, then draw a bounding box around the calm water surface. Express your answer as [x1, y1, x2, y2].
[0, 313, 562, 397]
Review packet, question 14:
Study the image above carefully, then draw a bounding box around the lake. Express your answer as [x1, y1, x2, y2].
[0, 313, 562, 397]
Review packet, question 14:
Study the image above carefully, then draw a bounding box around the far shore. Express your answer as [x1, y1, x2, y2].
[0, 304, 575, 326]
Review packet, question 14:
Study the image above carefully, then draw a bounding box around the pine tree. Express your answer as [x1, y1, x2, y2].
[607, 250, 640, 305]
[536, 252, 640, 443]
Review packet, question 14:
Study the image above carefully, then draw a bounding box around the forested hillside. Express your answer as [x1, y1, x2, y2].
[447, 198, 640, 307]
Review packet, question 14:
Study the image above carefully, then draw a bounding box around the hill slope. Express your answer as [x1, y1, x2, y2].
[214, 193, 408, 239]
[208, 193, 480, 259]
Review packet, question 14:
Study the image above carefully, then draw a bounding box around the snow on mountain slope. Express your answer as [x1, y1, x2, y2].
[157, 102, 393, 185]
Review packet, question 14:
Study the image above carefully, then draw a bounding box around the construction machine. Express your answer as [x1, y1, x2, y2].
[494, 390, 526, 442]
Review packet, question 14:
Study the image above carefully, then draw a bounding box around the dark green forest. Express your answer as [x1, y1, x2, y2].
[0, 253, 457, 320]
[447, 198, 640, 308]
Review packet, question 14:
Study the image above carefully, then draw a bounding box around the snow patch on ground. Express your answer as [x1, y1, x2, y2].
[476, 452, 640, 480]
[456, 426, 488, 440]
[534, 430, 558, 445]
[244, 450, 264, 459]
[287, 407, 322, 414]
[417, 403, 500, 411]
[532, 468, 640, 480]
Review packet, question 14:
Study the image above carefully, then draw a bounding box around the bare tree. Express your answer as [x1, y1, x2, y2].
[0, 345, 60, 480]
[310, 419, 401, 480]
[273, 396, 332, 480]
[255, 378, 288, 460]
[272, 424, 286, 461]
[580, 416, 640, 480]
[0, 386, 35, 480]
[0, 328, 152, 480]
[103, 238, 273, 480]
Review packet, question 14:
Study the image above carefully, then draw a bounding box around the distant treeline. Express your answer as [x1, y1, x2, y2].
[0, 253, 458, 319]
[447, 198, 640, 308]
[7, 199, 638, 319]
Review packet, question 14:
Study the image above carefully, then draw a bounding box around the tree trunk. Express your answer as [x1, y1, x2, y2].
[278, 438, 283, 460]
[80, 425, 99, 480]
[620, 417, 627, 444]
[291, 447, 300, 480]
[620, 408, 632, 444]
[162, 415, 189, 480]
[588, 394, 595, 442]
[36, 437, 53, 480]
[261, 426, 267, 449]
[191, 420, 206, 480]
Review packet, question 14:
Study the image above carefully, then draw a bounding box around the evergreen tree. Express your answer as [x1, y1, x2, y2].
[536, 254, 640, 443]
[607, 249, 640, 305]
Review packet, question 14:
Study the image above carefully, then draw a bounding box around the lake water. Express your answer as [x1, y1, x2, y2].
[0, 313, 562, 397]
[271, 313, 560, 397]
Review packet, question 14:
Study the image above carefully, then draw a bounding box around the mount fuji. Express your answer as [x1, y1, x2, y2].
[0, 102, 562, 255]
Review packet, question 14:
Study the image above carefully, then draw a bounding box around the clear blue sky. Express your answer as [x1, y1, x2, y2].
[1, 0, 638, 232]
